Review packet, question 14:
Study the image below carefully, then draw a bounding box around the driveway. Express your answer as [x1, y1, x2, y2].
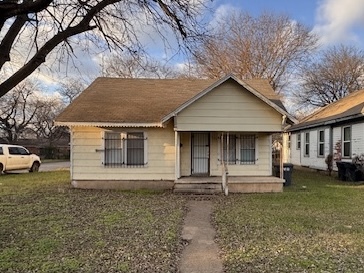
[40, 161, 70, 172]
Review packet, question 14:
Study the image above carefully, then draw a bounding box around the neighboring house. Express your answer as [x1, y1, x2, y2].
[289, 90, 364, 171]
[55, 74, 295, 193]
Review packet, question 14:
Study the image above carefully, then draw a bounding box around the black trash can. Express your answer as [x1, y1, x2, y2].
[273, 163, 294, 186]
[282, 163, 294, 186]
[336, 161, 346, 181]
[336, 161, 363, 181]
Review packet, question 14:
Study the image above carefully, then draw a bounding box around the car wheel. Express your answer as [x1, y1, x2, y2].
[0, 164, 3, 174]
[29, 162, 40, 173]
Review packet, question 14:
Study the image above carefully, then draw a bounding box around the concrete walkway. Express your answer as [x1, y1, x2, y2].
[179, 200, 224, 273]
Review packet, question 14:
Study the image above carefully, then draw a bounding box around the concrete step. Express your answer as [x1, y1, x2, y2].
[173, 183, 222, 194]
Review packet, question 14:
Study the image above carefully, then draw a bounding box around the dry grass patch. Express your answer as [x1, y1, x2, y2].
[0, 171, 187, 273]
[213, 169, 364, 272]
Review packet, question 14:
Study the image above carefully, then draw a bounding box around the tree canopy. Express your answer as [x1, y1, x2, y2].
[295, 45, 364, 108]
[0, 0, 208, 98]
[192, 11, 318, 93]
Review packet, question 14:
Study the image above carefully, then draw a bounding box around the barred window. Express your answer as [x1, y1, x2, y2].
[240, 135, 256, 164]
[104, 132, 146, 167]
[222, 134, 236, 164]
[220, 134, 256, 165]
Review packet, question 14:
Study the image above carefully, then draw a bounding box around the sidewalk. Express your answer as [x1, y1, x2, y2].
[179, 200, 223, 273]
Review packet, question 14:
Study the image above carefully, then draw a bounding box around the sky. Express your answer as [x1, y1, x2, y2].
[19, 0, 364, 93]
[213, 0, 364, 47]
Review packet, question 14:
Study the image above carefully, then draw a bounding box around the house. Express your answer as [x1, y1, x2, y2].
[289, 90, 364, 171]
[55, 74, 296, 193]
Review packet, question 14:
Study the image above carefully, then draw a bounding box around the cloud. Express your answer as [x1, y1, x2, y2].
[313, 0, 364, 45]
[208, 4, 237, 29]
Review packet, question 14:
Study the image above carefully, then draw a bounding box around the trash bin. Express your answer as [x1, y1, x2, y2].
[273, 163, 294, 186]
[345, 163, 363, 181]
[336, 161, 363, 181]
[336, 161, 346, 181]
[282, 163, 293, 186]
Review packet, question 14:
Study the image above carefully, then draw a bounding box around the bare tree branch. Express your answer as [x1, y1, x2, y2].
[0, 0, 208, 98]
[192, 11, 318, 93]
[295, 44, 364, 108]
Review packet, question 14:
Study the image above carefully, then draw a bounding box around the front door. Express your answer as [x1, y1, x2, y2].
[191, 133, 210, 175]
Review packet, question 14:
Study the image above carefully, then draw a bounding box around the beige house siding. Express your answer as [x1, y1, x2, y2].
[180, 132, 191, 176]
[71, 124, 176, 181]
[175, 81, 283, 132]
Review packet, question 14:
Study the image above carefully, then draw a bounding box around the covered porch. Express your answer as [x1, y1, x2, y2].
[173, 131, 286, 194]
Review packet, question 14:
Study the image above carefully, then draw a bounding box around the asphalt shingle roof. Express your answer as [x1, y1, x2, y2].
[290, 89, 364, 131]
[56, 76, 286, 125]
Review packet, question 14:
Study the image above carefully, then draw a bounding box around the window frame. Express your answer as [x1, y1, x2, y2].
[220, 133, 257, 165]
[304, 132, 310, 157]
[296, 133, 301, 150]
[317, 130, 325, 158]
[342, 126, 351, 158]
[104, 131, 147, 167]
[239, 135, 256, 165]
[222, 134, 237, 165]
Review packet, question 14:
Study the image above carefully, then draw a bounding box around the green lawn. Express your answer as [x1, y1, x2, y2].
[213, 169, 364, 272]
[0, 172, 186, 273]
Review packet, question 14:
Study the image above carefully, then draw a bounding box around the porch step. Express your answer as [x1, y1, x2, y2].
[173, 182, 222, 194]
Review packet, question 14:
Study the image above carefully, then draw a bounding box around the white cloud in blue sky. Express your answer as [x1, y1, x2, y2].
[313, 0, 364, 45]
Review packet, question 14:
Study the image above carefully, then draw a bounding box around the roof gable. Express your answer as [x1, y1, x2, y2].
[56, 75, 294, 127]
[162, 74, 295, 123]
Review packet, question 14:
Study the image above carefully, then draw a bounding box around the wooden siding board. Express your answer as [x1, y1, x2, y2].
[290, 133, 301, 166]
[352, 123, 364, 156]
[177, 124, 281, 132]
[175, 81, 282, 132]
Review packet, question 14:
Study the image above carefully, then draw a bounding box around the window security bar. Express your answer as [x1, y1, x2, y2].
[103, 132, 147, 168]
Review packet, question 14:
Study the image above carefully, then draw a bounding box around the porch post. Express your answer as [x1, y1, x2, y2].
[175, 130, 181, 180]
[282, 132, 290, 163]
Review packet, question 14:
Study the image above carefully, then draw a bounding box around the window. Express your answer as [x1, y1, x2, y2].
[222, 134, 236, 164]
[304, 132, 310, 157]
[8, 146, 28, 155]
[0, 147, 3, 155]
[343, 126, 351, 158]
[220, 134, 256, 165]
[296, 133, 301, 149]
[240, 135, 256, 164]
[318, 130, 325, 157]
[104, 132, 146, 167]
